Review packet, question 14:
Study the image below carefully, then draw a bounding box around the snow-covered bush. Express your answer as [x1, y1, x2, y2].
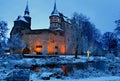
[5, 69, 30, 81]
[105, 56, 120, 76]
[105, 53, 116, 60]
[0, 49, 5, 57]
[117, 53, 120, 57]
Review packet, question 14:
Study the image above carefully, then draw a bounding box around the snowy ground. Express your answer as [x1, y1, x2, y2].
[34, 76, 120, 81]
[0, 54, 120, 81]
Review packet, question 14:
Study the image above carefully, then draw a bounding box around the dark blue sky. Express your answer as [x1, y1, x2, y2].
[0, 0, 120, 35]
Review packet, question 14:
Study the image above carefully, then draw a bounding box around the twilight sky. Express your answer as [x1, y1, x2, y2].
[0, 0, 120, 35]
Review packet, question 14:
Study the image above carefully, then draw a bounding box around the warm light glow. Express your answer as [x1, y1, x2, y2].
[61, 66, 68, 75]
[60, 45, 65, 54]
[87, 50, 90, 57]
[47, 38, 55, 54]
[48, 44, 54, 54]
[35, 48, 42, 52]
[5, 52, 10, 55]
[35, 45, 42, 53]
[34, 67, 40, 72]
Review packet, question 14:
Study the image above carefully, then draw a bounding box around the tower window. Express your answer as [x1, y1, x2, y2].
[54, 17, 57, 21]
[55, 23, 57, 27]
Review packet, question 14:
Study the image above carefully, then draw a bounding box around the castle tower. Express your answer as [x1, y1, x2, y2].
[10, 1, 31, 36]
[49, 1, 62, 30]
[24, 0, 31, 27]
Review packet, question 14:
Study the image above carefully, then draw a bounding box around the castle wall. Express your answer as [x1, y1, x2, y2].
[22, 31, 65, 54]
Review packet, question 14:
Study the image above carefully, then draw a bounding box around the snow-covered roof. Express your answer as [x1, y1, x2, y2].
[24, 0, 30, 16]
[24, 14, 30, 17]
[54, 28, 64, 31]
[63, 17, 71, 23]
[25, 2, 29, 12]
[51, 9, 59, 16]
[51, 1, 59, 16]
[15, 16, 28, 23]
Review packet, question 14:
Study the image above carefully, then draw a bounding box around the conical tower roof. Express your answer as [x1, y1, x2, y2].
[51, 0, 59, 16]
[24, 0, 30, 16]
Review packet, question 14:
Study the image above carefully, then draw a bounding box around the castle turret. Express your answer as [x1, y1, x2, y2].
[10, 1, 31, 36]
[49, 1, 62, 30]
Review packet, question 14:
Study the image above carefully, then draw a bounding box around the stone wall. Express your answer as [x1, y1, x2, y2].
[22, 31, 65, 54]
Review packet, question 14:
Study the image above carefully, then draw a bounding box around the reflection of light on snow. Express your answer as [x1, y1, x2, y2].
[87, 50, 90, 57]
[5, 52, 10, 55]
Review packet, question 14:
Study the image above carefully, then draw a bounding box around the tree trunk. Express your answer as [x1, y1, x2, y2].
[75, 50, 78, 58]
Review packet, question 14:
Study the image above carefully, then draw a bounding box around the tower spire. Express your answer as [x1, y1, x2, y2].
[24, 0, 30, 16]
[51, 0, 59, 16]
[54, 0, 57, 11]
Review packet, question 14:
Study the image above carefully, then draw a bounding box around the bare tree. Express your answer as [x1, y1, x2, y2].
[114, 19, 120, 53]
[0, 20, 8, 41]
[0, 20, 8, 51]
[70, 13, 89, 58]
[8, 33, 26, 53]
[102, 32, 118, 54]
[70, 12, 102, 57]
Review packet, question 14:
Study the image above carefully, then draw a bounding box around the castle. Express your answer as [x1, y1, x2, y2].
[10, 1, 77, 55]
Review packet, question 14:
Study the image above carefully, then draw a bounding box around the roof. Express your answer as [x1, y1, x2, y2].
[51, 1, 59, 16]
[24, 29, 65, 36]
[24, 14, 30, 17]
[25, 1, 29, 12]
[24, 0, 30, 16]
[54, 28, 64, 31]
[15, 16, 28, 23]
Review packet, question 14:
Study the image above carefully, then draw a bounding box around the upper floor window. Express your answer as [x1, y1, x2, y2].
[54, 17, 57, 22]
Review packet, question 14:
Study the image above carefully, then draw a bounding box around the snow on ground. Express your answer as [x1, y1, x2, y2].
[0, 54, 120, 81]
[32, 76, 120, 81]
